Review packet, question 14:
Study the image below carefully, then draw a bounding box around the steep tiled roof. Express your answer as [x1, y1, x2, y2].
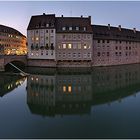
[56, 16, 93, 33]
[92, 25, 140, 41]
[27, 14, 55, 30]
[0, 24, 25, 37]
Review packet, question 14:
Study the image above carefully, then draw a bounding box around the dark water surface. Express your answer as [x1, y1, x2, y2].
[1, 64, 140, 138]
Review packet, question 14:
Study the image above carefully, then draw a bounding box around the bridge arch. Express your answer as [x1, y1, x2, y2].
[5, 60, 26, 72]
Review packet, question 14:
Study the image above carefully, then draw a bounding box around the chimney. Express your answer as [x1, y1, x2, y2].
[81, 15, 83, 18]
[133, 28, 136, 33]
[108, 24, 110, 30]
[118, 25, 121, 31]
[43, 13, 46, 15]
[61, 15, 63, 17]
[88, 16, 91, 23]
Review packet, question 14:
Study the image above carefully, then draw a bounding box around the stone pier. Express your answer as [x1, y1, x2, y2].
[0, 58, 4, 71]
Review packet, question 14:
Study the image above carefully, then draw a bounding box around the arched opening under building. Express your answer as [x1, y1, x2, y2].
[5, 61, 26, 72]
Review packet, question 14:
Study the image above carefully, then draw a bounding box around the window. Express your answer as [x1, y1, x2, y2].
[78, 44, 81, 49]
[107, 52, 109, 56]
[51, 30, 54, 33]
[129, 46, 131, 50]
[76, 27, 79, 31]
[88, 53, 91, 57]
[97, 52, 100, 57]
[36, 37, 39, 41]
[73, 44, 77, 49]
[83, 27, 86, 31]
[63, 53, 66, 57]
[46, 51, 48, 55]
[120, 41, 122, 44]
[63, 44, 66, 49]
[62, 27, 66, 31]
[73, 53, 76, 57]
[107, 40, 110, 43]
[84, 44, 87, 49]
[36, 30, 38, 33]
[31, 37, 34, 41]
[68, 44, 72, 49]
[98, 40, 100, 43]
[68, 86, 72, 92]
[63, 86, 66, 92]
[116, 46, 118, 50]
[78, 53, 81, 57]
[69, 27, 72, 30]
[46, 30, 48, 33]
[41, 52, 43, 55]
[102, 40, 105, 43]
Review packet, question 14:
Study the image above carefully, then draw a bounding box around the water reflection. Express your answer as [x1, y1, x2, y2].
[27, 64, 140, 117]
[0, 74, 26, 97]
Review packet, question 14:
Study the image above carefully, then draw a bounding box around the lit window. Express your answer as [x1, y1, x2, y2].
[69, 27, 72, 30]
[62, 27, 66, 31]
[58, 45, 61, 49]
[63, 44, 66, 49]
[68, 44, 72, 49]
[31, 77, 34, 80]
[84, 44, 87, 49]
[31, 37, 34, 41]
[36, 37, 39, 41]
[31, 53, 34, 56]
[68, 86, 72, 92]
[63, 86, 66, 92]
[36, 53, 39, 56]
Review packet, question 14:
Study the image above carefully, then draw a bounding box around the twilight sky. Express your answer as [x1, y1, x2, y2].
[1, 1, 140, 36]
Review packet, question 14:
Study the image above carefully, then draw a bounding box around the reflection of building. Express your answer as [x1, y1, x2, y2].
[0, 24, 27, 55]
[27, 64, 140, 117]
[0, 75, 26, 97]
[27, 72, 93, 116]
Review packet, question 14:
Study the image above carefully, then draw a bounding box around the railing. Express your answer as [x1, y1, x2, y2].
[9, 62, 29, 76]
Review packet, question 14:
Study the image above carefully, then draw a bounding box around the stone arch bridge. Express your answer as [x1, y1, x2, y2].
[0, 55, 27, 71]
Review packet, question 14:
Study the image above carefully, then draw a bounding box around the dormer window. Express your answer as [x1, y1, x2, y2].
[76, 27, 79, 31]
[62, 27, 66, 31]
[46, 24, 49, 27]
[83, 27, 86, 31]
[69, 27, 72, 31]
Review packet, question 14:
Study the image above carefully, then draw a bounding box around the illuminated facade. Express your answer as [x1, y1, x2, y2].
[0, 24, 27, 55]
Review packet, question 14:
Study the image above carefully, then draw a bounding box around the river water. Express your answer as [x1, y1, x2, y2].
[1, 64, 140, 138]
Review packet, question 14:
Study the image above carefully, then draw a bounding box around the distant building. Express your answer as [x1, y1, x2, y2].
[0, 24, 27, 55]
[27, 13, 140, 67]
[92, 24, 140, 66]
